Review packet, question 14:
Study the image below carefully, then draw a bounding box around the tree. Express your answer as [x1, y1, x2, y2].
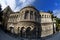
[47, 10, 53, 14]
[56, 18, 60, 31]
[0, 4, 2, 22]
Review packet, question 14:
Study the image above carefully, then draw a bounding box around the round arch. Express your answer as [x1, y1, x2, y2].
[9, 24, 14, 33]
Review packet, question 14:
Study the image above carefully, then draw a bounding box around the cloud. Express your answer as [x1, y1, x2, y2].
[53, 9, 60, 18]
[0, 0, 35, 12]
[0, 0, 7, 9]
[15, 0, 35, 11]
[54, 2, 60, 7]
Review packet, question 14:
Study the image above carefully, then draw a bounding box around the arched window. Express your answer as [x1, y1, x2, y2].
[18, 27, 20, 33]
[34, 12, 37, 20]
[45, 15, 46, 18]
[49, 15, 51, 18]
[47, 15, 48, 18]
[20, 27, 25, 37]
[22, 11, 23, 13]
[26, 27, 31, 32]
[24, 10, 29, 19]
[10, 27, 14, 33]
[30, 11, 33, 19]
[20, 27, 25, 33]
[26, 27, 31, 36]
[42, 15, 44, 18]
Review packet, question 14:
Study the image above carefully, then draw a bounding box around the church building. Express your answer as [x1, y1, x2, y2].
[2, 6, 56, 37]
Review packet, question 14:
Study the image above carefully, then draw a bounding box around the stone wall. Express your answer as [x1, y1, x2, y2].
[41, 23, 53, 37]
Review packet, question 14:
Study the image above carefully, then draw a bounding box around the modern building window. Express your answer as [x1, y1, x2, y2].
[30, 11, 33, 19]
[24, 10, 29, 19]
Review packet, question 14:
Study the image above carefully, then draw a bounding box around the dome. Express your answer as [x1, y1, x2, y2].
[20, 5, 39, 13]
[19, 5, 40, 23]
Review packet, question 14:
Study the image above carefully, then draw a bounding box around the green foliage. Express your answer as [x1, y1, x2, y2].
[47, 10, 53, 14]
[56, 18, 60, 31]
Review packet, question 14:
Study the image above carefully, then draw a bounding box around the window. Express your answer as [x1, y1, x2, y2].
[26, 27, 31, 35]
[17, 15, 18, 17]
[30, 11, 33, 19]
[18, 27, 20, 33]
[10, 27, 14, 33]
[34, 12, 37, 20]
[49, 15, 51, 18]
[45, 15, 46, 18]
[47, 15, 48, 18]
[24, 10, 29, 19]
[42, 15, 44, 18]
[20, 27, 25, 37]
[22, 11, 23, 13]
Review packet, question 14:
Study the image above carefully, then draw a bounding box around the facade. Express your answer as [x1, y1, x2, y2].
[2, 6, 56, 37]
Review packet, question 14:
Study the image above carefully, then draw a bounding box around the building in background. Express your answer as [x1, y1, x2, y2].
[2, 6, 56, 38]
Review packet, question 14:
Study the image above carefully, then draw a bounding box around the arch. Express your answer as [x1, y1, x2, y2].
[18, 27, 20, 33]
[49, 15, 51, 18]
[20, 27, 25, 33]
[25, 27, 31, 37]
[26, 27, 31, 32]
[9, 27, 14, 33]
[24, 10, 29, 19]
[9, 24, 14, 27]
[20, 27, 25, 37]
[20, 6, 39, 13]
[34, 12, 37, 20]
[47, 15, 48, 18]
[45, 15, 46, 18]
[42, 15, 44, 18]
[30, 11, 33, 19]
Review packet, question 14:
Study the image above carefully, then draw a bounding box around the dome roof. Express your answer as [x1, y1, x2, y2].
[20, 5, 39, 12]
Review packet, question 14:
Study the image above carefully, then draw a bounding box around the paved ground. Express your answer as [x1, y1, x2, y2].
[0, 28, 60, 40]
[46, 32, 60, 40]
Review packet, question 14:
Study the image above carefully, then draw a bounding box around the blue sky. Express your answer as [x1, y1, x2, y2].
[33, 0, 60, 12]
[0, 0, 60, 18]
